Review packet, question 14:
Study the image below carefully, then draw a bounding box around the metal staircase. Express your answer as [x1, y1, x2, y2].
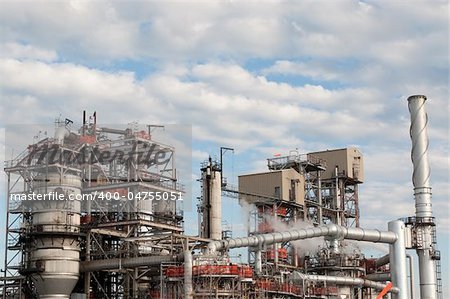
[431, 226, 442, 299]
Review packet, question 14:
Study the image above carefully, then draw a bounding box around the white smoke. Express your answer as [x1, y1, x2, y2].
[238, 199, 256, 234]
[340, 240, 362, 256]
[330, 239, 388, 258]
[356, 241, 389, 255]
[264, 215, 326, 258]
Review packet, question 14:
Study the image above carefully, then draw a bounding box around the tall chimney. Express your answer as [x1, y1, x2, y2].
[407, 95, 437, 299]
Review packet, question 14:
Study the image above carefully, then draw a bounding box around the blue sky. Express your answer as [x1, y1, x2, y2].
[0, 0, 448, 296]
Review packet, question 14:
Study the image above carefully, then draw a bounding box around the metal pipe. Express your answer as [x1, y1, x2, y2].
[334, 166, 341, 225]
[317, 170, 323, 224]
[274, 243, 279, 270]
[255, 250, 262, 275]
[329, 238, 340, 254]
[376, 253, 390, 267]
[389, 220, 408, 299]
[207, 224, 397, 254]
[80, 254, 182, 272]
[291, 272, 399, 294]
[407, 254, 415, 299]
[184, 250, 193, 299]
[407, 95, 437, 299]
[82, 110, 86, 135]
[373, 254, 415, 299]
[207, 224, 403, 296]
[100, 127, 128, 135]
[365, 272, 391, 281]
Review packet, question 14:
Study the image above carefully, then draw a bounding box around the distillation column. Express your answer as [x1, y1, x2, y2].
[31, 172, 81, 299]
[407, 95, 437, 299]
[200, 158, 222, 240]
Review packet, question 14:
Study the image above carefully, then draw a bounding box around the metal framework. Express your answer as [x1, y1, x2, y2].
[266, 152, 326, 226]
[2, 119, 186, 299]
[3, 128, 84, 298]
[238, 151, 366, 298]
[320, 174, 360, 228]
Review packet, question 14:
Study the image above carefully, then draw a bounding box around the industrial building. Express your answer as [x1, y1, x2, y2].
[1, 96, 442, 298]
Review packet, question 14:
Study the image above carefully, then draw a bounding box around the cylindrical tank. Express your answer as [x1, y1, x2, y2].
[201, 159, 222, 240]
[209, 169, 222, 240]
[54, 127, 70, 145]
[31, 173, 81, 299]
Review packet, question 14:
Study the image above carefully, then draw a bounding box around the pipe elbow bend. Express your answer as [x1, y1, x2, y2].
[207, 242, 219, 254]
[326, 223, 346, 240]
[327, 223, 339, 237]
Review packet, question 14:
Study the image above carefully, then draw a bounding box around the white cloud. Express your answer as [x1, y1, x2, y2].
[0, 0, 446, 62]
[192, 149, 209, 161]
[0, 42, 57, 61]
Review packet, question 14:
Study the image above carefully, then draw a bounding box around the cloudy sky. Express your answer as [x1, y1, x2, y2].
[0, 0, 448, 296]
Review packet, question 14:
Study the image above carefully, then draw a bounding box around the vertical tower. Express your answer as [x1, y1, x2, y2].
[3, 121, 82, 299]
[406, 95, 440, 299]
[199, 158, 222, 240]
[3, 117, 186, 299]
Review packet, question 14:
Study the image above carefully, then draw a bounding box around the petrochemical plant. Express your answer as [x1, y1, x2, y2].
[1, 95, 443, 298]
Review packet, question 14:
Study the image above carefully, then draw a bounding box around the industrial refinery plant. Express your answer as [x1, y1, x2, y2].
[1, 95, 442, 298]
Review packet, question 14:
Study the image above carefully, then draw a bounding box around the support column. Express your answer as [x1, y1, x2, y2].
[389, 220, 408, 299]
[184, 250, 193, 299]
[255, 250, 262, 275]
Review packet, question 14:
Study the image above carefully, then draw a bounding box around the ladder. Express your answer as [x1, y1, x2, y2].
[435, 254, 442, 299]
[431, 226, 443, 299]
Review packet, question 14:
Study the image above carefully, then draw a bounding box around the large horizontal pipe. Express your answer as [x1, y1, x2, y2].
[365, 272, 391, 281]
[99, 127, 129, 135]
[376, 253, 390, 267]
[292, 272, 399, 294]
[207, 224, 397, 253]
[80, 253, 183, 272]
